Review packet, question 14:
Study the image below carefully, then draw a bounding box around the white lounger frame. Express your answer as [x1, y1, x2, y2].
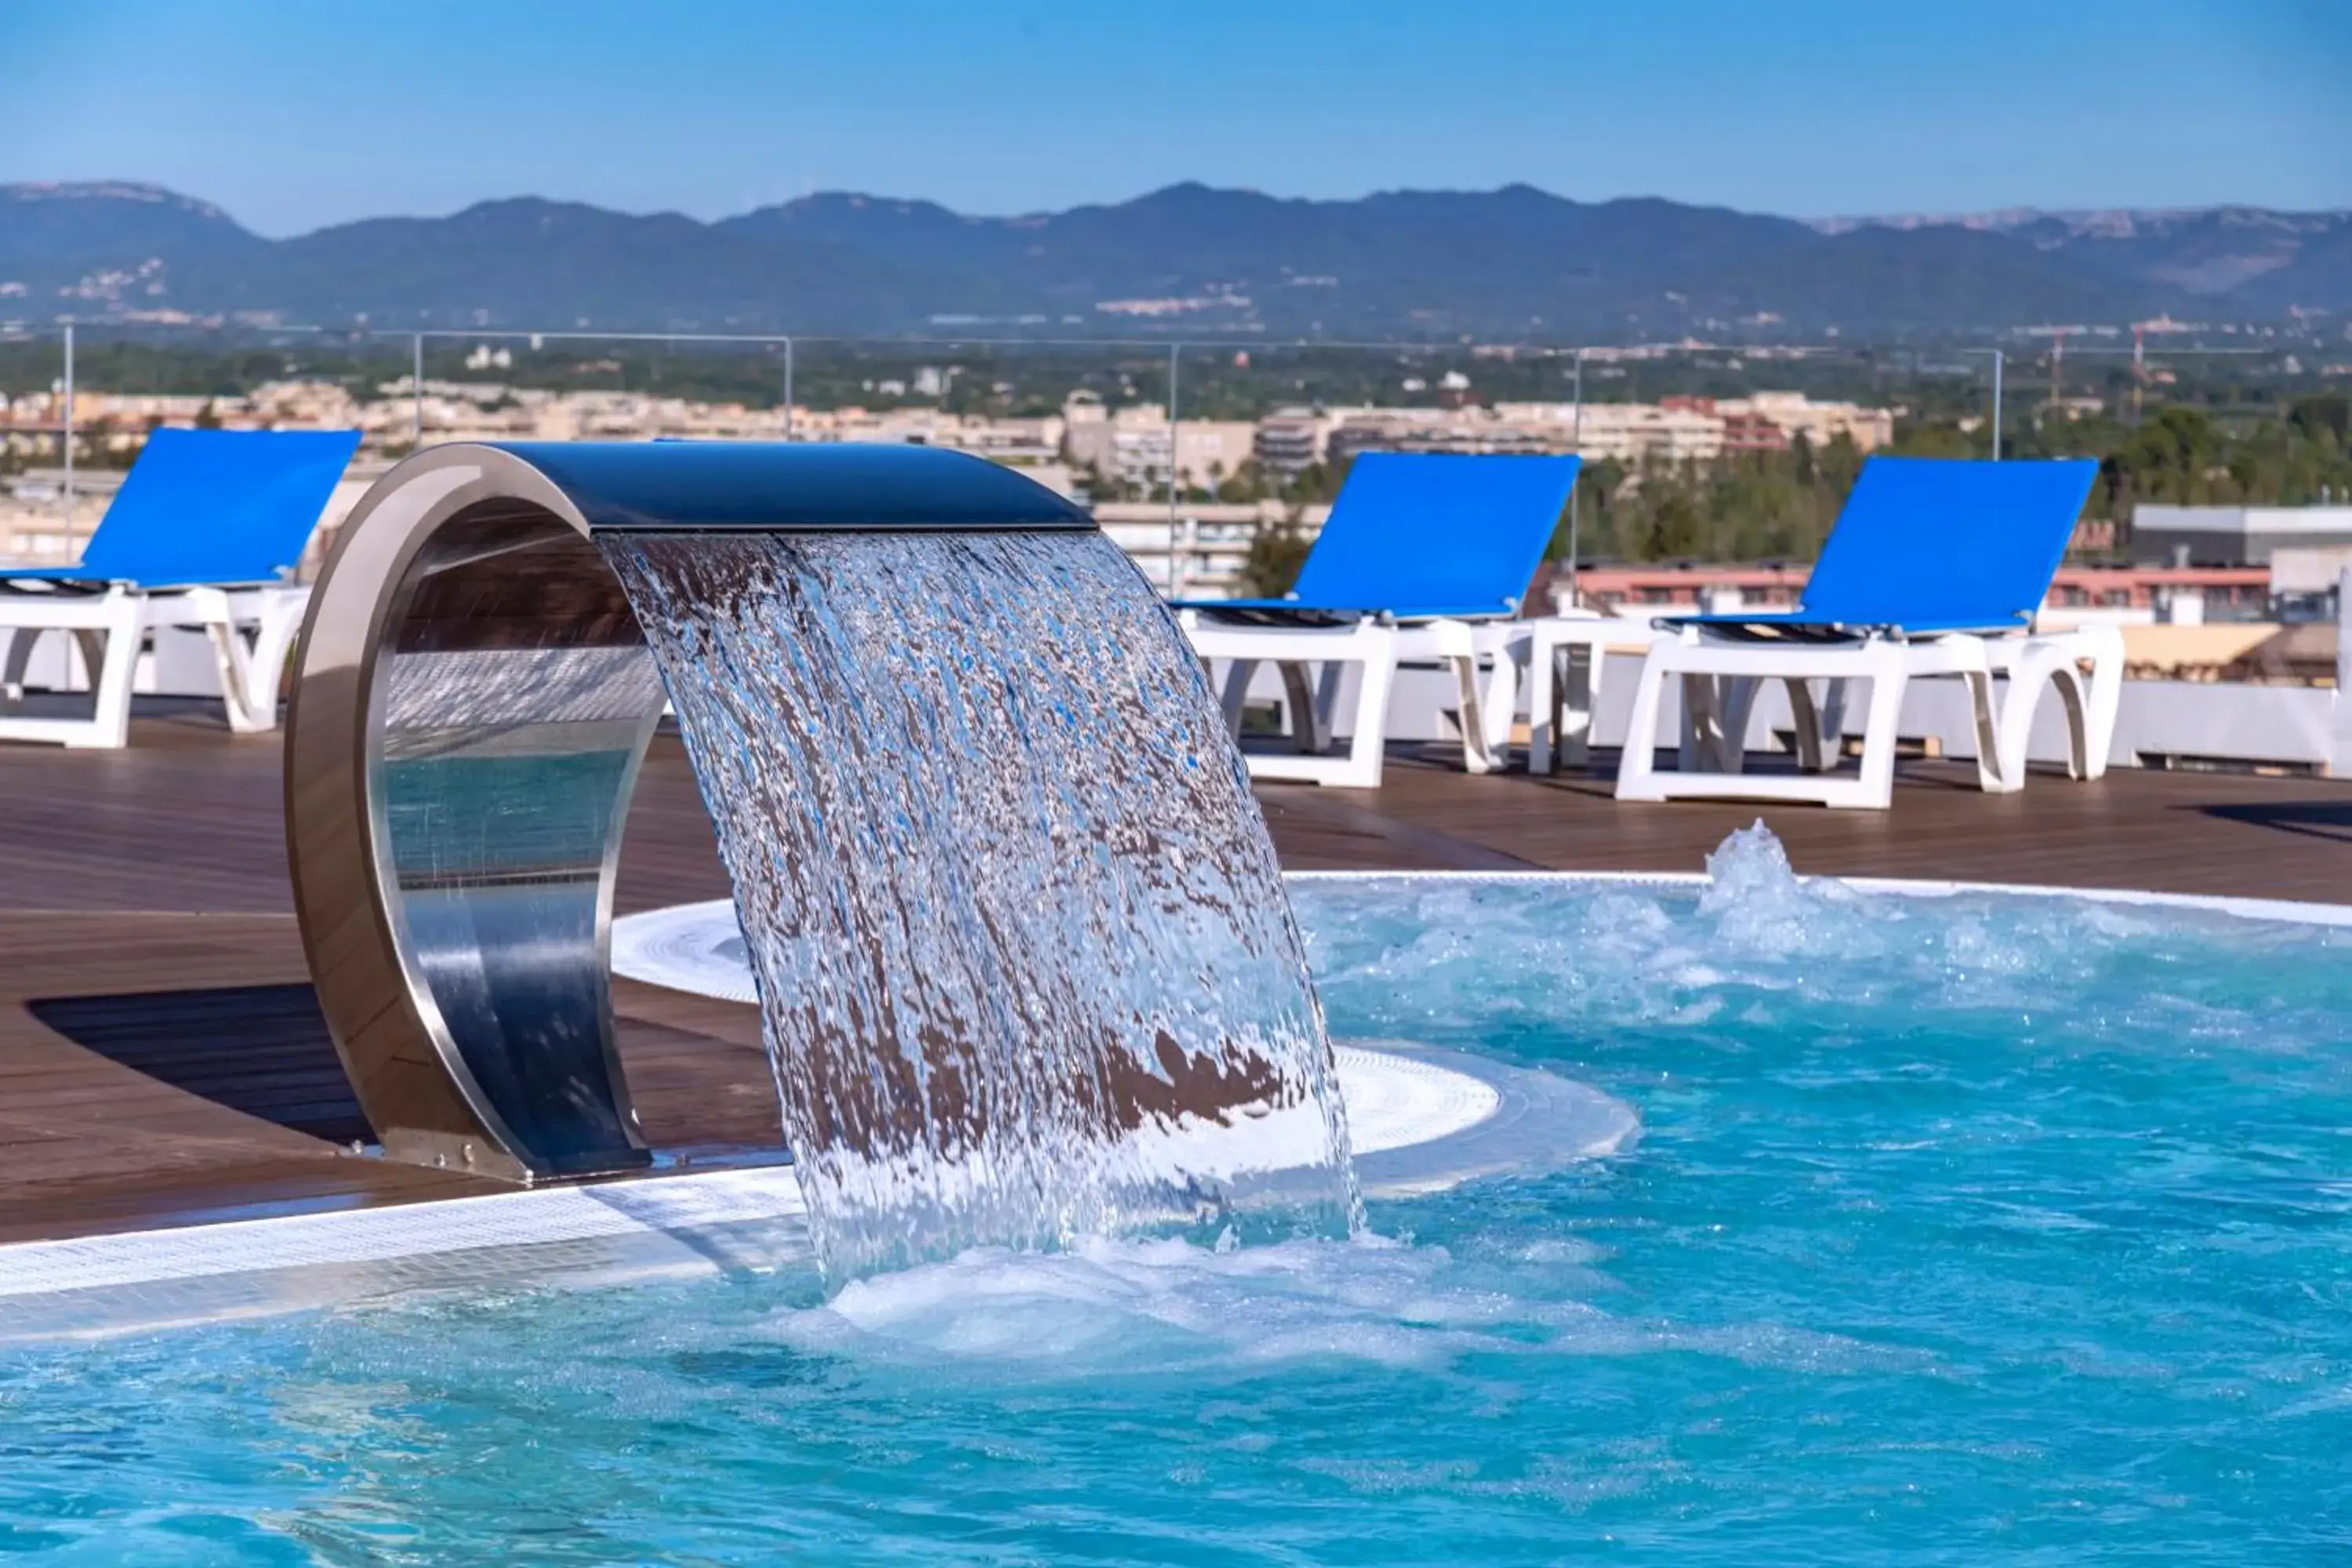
[1179, 612, 1648, 789]
[1615, 621, 2125, 809]
[0, 582, 310, 749]
[1520, 617, 1668, 775]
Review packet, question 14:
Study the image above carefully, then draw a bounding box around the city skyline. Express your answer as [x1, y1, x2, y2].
[4, 1, 2347, 237]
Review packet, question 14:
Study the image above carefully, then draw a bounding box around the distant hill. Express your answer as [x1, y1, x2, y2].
[5, 180, 2348, 339]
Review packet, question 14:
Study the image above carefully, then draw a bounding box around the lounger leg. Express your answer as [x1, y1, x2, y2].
[1333, 628, 1396, 789]
[249, 588, 308, 724]
[1616, 648, 1675, 802]
[1788, 677, 1850, 772]
[1453, 655, 1489, 771]
[67, 630, 103, 694]
[1787, 677, 1827, 771]
[1432, 620, 1505, 775]
[1313, 660, 1349, 747]
[1217, 657, 1260, 736]
[68, 596, 143, 750]
[1987, 641, 2089, 791]
[1526, 635, 1559, 775]
[1820, 678, 1849, 750]
[1678, 673, 1716, 773]
[1442, 652, 1490, 775]
[1277, 661, 1326, 755]
[0, 628, 39, 708]
[2053, 673, 2090, 782]
[191, 589, 270, 735]
[204, 620, 262, 732]
[1561, 643, 1599, 770]
[1967, 669, 2009, 792]
[1458, 658, 1496, 771]
[1715, 675, 1760, 774]
[1849, 654, 1909, 810]
[1479, 638, 1523, 768]
[2078, 624, 2123, 780]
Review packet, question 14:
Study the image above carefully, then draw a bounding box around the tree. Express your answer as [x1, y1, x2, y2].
[1642, 483, 1708, 561]
[1236, 510, 1315, 597]
[2289, 392, 2349, 445]
[1216, 458, 1269, 503]
[1891, 423, 1973, 459]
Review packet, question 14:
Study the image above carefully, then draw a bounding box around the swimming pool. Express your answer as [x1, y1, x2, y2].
[5, 828, 2350, 1563]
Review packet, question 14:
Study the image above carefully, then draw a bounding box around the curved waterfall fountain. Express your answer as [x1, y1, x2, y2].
[284, 441, 1356, 1277]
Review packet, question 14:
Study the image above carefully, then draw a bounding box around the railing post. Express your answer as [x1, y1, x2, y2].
[412, 333, 425, 448]
[782, 336, 795, 440]
[1566, 347, 1584, 608]
[2334, 566, 2352, 779]
[60, 322, 74, 529]
[1990, 349, 2004, 461]
[1166, 342, 1181, 597]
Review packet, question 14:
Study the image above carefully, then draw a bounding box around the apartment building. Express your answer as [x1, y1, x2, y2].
[1485, 401, 1727, 463]
[1061, 394, 1255, 490]
[1093, 499, 1331, 599]
[1252, 409, 1325, 477]
[1719, 390, 1894, 452]
[1269, 392, 1893, 472]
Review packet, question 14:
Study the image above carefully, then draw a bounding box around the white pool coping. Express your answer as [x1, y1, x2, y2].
[0, 1033, 1632, 1343]
[0, 1165, 814, 1341]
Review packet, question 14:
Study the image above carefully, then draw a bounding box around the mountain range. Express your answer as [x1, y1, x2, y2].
[5, 180, 2348, 340]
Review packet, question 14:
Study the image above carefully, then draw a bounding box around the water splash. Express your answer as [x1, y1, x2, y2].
[602, 530, 1358, 1283]
[770, 1233, 1938, 1383]
[1697, 818, 1799, 913]
[1695, 818, 1861, 953]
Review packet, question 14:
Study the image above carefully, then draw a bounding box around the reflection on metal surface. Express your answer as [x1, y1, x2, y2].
[284, 442, 1099, 1184]
[287, 454, 668, 1181]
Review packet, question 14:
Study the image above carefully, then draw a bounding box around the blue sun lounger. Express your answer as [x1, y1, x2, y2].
[1173, 452, 1586, 786]
[0, 427, 361, 748]
[1180, 451, 1581, 625]
[1616, 456, 2117, 808]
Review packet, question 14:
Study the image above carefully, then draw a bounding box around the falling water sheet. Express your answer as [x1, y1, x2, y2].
[603, 529, 1359, 1282]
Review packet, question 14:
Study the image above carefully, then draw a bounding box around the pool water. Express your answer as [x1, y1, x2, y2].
[7, 829, 2352, 1564]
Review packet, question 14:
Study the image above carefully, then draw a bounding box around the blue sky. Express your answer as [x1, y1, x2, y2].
[3, 1, 2346, 235]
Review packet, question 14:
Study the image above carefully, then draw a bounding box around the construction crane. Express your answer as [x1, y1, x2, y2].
[2045, 325, 2082, 412]
[2132, 321, 2148, 423]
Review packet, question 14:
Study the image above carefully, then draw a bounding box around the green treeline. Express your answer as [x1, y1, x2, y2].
[1557, 394, 2352, 565]
[1231, 395, 2352, 595]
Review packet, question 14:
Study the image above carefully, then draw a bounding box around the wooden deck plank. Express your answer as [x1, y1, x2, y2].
[0, 712, 2346, 1246]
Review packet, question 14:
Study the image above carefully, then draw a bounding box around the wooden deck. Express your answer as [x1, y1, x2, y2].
[2, 706, 2348, 1247]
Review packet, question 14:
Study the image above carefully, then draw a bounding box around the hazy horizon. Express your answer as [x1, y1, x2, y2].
[15, 175, 2350, 242]
[5, 0, 2347, 238]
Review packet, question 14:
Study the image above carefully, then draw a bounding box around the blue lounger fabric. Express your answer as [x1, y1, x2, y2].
[1664, 456, 2099, 638]
[1178, 451, 1581, 624]
[2, 427, 361, 590]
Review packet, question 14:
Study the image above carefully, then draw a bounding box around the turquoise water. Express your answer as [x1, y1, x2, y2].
[7, 833, 2352, 1563]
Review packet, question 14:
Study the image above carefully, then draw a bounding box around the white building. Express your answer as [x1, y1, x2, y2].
[1485, 402, 1726, 463]
[1715, 391, 1894, 452]
[1062, 394, 1255, 491]
[1093, 499, 1332, 598]
[2135, 505, 2352, 568]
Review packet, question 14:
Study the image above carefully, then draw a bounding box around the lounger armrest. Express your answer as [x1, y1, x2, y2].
[1653, 615, 1882, 644]
[1653, 612, 2033, 643]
